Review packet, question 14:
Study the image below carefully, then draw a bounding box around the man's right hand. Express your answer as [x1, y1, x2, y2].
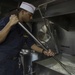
[9, 15, 19, 26]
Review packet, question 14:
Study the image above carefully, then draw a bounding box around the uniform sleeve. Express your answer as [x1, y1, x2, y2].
[0, 16, 9, 30]
[25, 35, 35, 48]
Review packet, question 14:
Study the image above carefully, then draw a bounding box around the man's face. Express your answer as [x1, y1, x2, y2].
[22, 10, 33, 22]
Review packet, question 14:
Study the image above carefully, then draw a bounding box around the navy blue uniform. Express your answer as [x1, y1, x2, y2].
[0, 16, 35, 75]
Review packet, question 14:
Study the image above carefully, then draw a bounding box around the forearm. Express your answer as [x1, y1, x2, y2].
[0, 22, 12, 43]
[31, 44, 43, 53]
[0, 15, 19, 43]
[31, 44, 55, 56]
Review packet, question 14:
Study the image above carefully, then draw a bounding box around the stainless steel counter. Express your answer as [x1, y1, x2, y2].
[32, 53, 75, 75]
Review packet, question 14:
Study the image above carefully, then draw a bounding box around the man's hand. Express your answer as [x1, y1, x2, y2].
[31, 44, 56, 56]
[8, 15, 19, 26]
[43, 49, 55, 56]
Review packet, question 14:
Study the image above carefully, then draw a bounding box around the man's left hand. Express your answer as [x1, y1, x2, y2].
[43, 49, 55, 56]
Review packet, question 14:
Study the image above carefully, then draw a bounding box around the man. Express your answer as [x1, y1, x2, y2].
[0, 2, 55, 75]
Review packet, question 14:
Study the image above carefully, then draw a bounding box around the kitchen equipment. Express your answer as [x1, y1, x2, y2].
[32, 53, 75, 75]
[18, 22, 73, 75]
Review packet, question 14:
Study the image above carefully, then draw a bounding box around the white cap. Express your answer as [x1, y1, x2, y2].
[20, 2, 36, 14]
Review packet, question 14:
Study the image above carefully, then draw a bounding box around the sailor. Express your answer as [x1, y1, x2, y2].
[0, 1, 55, 75]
